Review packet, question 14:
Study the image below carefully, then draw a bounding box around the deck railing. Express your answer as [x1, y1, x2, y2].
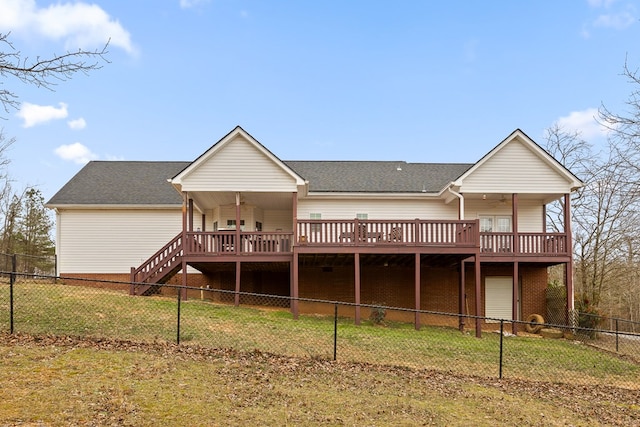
[480, 232, 568, 255]
[135, 225, 568, 267]
[296, 219, 479, 247]
[185, 231, 292, 255]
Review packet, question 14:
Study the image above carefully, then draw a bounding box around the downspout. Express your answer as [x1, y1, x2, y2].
[447, 185, 464, 220]
[53, 208, 61, 277]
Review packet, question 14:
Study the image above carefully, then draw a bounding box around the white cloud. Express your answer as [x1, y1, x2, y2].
[0, 0, 136, 55]
[582, 0, 636, 37]
[16, 102, 68, 128]
[556, 108, 610, 140]
[593, 11, 636, 29]
[180, 0, 211, 9]
[67, 117, 87, 130]
[54, 142, 98, 164]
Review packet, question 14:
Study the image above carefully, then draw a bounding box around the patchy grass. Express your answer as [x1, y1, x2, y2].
[1, 282, 639, 389]
[0, 334, 640, 426]
[0, 334, 639, 426]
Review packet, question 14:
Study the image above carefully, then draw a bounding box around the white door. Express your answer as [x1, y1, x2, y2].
[485, 276, 513, 321]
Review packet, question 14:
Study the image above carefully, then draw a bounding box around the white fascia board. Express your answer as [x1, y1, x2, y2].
[304, 192, 442, 200]
[297, 182, 309, 198]
[45, 204, 183, 210]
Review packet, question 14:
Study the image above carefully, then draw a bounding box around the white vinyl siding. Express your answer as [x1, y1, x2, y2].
[263, 210, 293, 232]
[297, 199, 457, 220]
[465, 199, 544, 233]
[180, 136, 297, 192]
[57, 209, 183, 273]
[460, 139, 572, 194]
[515, 200, 545, 232]
[485, 276, 513, 321]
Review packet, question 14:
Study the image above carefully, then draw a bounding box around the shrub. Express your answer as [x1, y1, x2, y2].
[369, 304, 387, 325]
[575, 297, 602, 339]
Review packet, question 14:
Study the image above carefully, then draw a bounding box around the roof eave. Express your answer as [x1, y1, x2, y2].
[45, 204, 183, 210]
[304, 191, 441, 199]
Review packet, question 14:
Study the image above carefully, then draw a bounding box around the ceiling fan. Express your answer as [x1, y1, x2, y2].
[486, 194, 511, 207]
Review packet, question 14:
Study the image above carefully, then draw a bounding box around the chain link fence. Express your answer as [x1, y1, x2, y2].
[1, 270, 639, 389]
[0, 252, 56, 276]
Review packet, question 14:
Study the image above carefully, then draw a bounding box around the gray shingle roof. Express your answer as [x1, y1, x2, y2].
[285, 161, 472, 193]
[47, 160, 473, 206]
[47, 161, 190, 206]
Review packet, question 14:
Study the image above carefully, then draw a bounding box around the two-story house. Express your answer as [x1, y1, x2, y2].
[46, 126, 582, 335]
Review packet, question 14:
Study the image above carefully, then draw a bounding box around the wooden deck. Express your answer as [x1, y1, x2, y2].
[131, 219, 570, 288]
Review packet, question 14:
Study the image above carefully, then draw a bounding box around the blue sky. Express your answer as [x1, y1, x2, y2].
[1, 0, 639, 201]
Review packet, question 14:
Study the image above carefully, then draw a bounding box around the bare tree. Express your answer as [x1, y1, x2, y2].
[543, 124, 593, 233]
[599, 59, 640, 141]
[543, 125, 640, 319]
[0, 31, 109, 115]
[596, 59, 640, 324]
[0, 129, 16, 253]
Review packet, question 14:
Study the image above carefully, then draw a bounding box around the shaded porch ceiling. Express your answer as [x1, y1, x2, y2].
[188, 191, 295, 211]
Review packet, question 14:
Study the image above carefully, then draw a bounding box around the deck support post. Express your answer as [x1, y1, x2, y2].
[459, 261, 466, 332]
[475, 255, 482, 338]
[512, 193, 520, 335]
[512, 262, 519, 335]
[564, 193, 574, 320]
[414, 253, 421, 330]
[180, 192, 188, 300]
[235, 193, 241, 255]
[291, 252, 299, 319]
[234, 260, 241, 307]
[130, 267, 136, 295]
[292, 192, 298, 243]
[512, 193, 519, 254]
[354, 253, 361, 325]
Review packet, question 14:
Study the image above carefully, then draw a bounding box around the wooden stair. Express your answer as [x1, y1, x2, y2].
[130, 233, 183, 295]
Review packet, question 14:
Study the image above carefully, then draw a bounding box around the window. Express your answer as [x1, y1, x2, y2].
[479, 216, 512, 233]
[356, 213, 368, 220]
[480, 215, 513, 252]
[480, 217, 493, 233]
[310, 213, 322, 219]
[226, 219, 245, 230]
[495, 217, 511, 232]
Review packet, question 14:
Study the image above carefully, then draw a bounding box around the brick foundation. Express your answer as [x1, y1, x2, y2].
[62, 262, 549, 323]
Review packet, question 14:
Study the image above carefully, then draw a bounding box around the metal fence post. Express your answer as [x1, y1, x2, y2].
[333, 303, 338, 361]
[499, 319, 504, 379]
[9, 254, 16, 334]
[615, 318, 619, 353]
[177, 287, 182, 345]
